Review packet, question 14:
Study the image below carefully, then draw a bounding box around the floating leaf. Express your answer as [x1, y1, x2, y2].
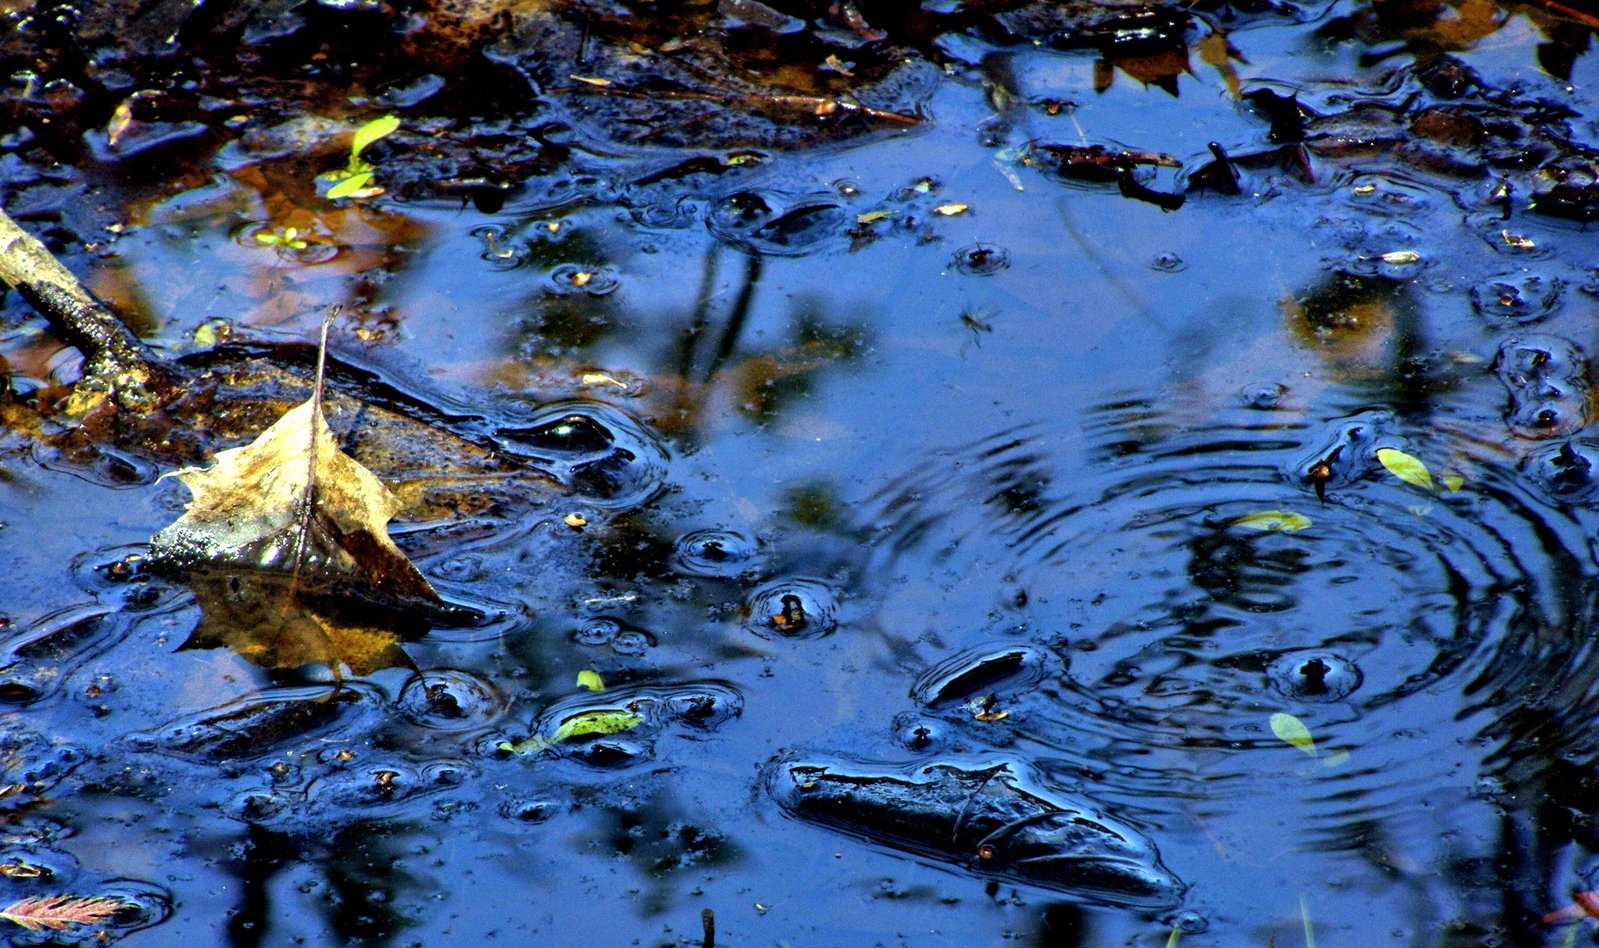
[1379, 250, 1420, 264]
[107, 100, 135, 147]
[148, 320, 446, 676]
[856, 210, 894, 224]
[576, 670, 606, 691]
[1442, 473, 1464, 492]
[1376, 447, 1434, 491]
[151, 394, 440, 607]
[564, 512, 587, 529]
[0, 896, 126, 931]
[326, 170, 376, 200]
[580, 371, 627, 388]
[350, 115, 400, 162]
[1233, 510, 1312, 532]
[934, 203, 969, 216]
[1270, 712, 1318, 757]
[193, 317, 232, 348]
[501, 708, 643, 754]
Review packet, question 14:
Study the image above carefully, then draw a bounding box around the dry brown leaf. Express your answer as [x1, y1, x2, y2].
[149, 395, 442, 612]
[0, 895, 126, 931]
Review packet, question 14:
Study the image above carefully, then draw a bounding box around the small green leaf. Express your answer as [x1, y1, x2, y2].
[856, 210, 894, 224]
[1376, 447, 1434, 491]
[350, 114, 400, 162]
[326, 171, 375, 200]
[1442, 473, 1464, 492]
[254, 231, 281, 245]
[193, 318, 231, 348]
[498, 707, 644, 755]
[576, 670, 606, 691]
[1270, 712, 1318, 757]
[1233, 510, 1311, 532]
[547, 708, 642, 744]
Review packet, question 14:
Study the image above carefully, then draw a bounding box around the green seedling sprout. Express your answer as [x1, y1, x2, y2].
[322, 115, 400, 200]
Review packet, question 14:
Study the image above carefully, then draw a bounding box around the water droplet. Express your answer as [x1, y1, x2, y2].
[1268, 651, 1362, 701]
[744, 578, 840, 638]
[574, 618, 621, 646]
[1472, 274, 1564, 324]
[673, 529, 762, 578]
[398, 670, 505, 731]
[953, 243, 1009, 276]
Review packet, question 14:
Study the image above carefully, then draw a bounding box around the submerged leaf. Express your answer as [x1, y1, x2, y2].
[1232, 510, 1312, 532]
[1376, 447, 1435, 490]
[0, 895, 126, 931]
[1270, 712, 1318, 757]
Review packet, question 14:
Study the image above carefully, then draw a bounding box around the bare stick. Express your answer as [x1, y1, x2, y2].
[0, 204, 165, 407]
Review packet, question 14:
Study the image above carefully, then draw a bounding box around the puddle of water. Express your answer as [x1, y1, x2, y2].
[4, 1, 1599, 944]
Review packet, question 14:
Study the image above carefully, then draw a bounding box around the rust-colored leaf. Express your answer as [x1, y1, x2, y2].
[0, 895, 126, 931]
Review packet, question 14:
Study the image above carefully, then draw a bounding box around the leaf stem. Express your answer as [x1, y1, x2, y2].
[288, 305, 340, 597]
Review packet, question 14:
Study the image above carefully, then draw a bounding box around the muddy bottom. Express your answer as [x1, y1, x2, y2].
[3, 0, 1599, 944]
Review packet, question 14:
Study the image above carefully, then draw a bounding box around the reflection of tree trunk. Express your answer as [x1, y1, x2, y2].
[708, 253, 761, 381]
[227, 824, 295, 948]
[664, 246, 765, 439]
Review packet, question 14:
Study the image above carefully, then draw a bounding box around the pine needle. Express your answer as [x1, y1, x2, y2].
[0, 895, 127, 931]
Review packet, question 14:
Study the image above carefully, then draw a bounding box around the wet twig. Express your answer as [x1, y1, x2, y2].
[1523, 0, 1599, 30]
[551, 79, 922, 127]
[0, 204, 167, 410]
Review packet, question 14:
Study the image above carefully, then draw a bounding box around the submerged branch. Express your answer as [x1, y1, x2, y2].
[0, 204, 167, 411]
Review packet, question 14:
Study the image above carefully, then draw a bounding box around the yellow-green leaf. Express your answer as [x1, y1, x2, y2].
[1442, 473, 1464, 492]
[1270, 712, 1318, 757]
[576, 670, 606, 691]
[326, 171, 375, 200]
[1233, 510, 1312, 532]
[1376, 447, 1434, 491]
[350, 115, 400, 161]
[548, 708, 642, 744]
[856, 210, 894, 224]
